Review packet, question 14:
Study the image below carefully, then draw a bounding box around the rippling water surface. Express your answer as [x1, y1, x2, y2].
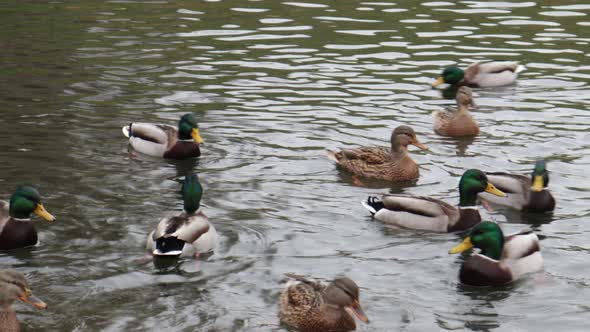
[1, 1, 590, 331]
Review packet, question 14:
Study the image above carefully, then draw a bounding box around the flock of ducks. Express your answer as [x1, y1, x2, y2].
[0, 61, 555, 332]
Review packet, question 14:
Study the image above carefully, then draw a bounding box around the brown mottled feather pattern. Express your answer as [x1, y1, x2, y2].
[280, 280, 356, 332]
[434, 108, 479, 137]
[334, 147, 419, 182]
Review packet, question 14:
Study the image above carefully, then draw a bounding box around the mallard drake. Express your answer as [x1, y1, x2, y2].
[432, 61, 525, 88]
[478, 161, 555, 212]
[449, 221, 543, 286]
[362, 169, 505, 232]
[326, 126, 428, 182]
[146, 174, 218, 257]
[122, 113, 204, 159]
[0, 270, 47, 332]
[0, 186, 56, 250]
[279, 274, 369, 332]
[433, 86, 479, 137]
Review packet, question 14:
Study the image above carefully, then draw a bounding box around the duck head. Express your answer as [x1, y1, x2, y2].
[450, 221, 505, 260]
[433, 66, 465, 87]
[391, 126, 428, 152]
[182, 174, 203, 214]
[531, 160, 549, 192]
[458, 170, 505, 207]
[9, 186, 55, 221]
[324, 277, 369, 324]
[0, 270, 47, 310]
[178, 113, 204, 143]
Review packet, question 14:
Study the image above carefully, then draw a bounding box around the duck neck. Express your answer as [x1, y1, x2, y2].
[458, 192, 478, 207]
[456, 103, 470, 114]
[0, 308, 18, 332]
[390, 145, 408, 160]
[481, 246, 502, 260]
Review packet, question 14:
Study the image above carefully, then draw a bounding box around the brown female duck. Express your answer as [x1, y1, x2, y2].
[326, 125, 428, 182]
[434, 86, 479, 137]
[0, 270, 47, 332]
[0, 186, 56, 250]
[280, 274, 369, 332]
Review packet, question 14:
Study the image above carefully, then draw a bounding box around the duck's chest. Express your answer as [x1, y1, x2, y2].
[163, 141, 201, 159]
[0, 218, 38, 250]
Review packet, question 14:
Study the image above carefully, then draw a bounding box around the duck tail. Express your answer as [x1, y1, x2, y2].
[515, 64, 526, 73]
[325, 150, 339, 163]
[361, 196, 384, 215]
[122, 123, 132, 138]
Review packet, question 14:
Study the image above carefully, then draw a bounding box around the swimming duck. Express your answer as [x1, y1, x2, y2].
[432, 61, 524, 88]
[449, 221, 543, 286]
[326, 126, 428, 182]
[0, 270, 47, 332]
[146, 174, 218, 257]
[433, 86, 479, 137]
[362, 169, 505, 232]
[279, 274, 369, 332]
[0, 186, 56, 250]
[122, 113, 204, 159]
[479, 161, 555, 212]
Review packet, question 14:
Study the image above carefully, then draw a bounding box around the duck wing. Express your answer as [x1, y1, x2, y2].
[373, 195, 459, 232]
[0, 201, 9, 229]
[153, 211, 210, 244]
[502, 230, 540, 260]
[465, 62, 522, 87]
[282, 274, 324, 307]
[479, 172, 529, 209]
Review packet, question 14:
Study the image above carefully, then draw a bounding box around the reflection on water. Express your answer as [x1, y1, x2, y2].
[1, 0, 590, 331]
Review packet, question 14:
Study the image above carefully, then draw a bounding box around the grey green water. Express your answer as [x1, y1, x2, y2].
[1, 1, 590, 331]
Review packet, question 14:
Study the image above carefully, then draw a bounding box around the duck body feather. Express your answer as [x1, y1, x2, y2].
[146, 209, 218, 257]
[327, 147, 419, 182]
[363, 195, 482, 232]
[279, 277, 356, 332]
[479, 172, 555, 211]
[463, 61, 523, 88]
[459, 231, 543, 286]
[0, 201, 37, 250]
[433, 107, 479, 137]
[123, 123, 200, 159]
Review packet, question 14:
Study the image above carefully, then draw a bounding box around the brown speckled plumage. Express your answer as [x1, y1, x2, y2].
[279, 275, 368, 332]
[434, 86, 479, 137]
[327, 126, 427, 182]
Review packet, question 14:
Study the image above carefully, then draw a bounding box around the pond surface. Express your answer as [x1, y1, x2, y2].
[1, 0, 590, 331]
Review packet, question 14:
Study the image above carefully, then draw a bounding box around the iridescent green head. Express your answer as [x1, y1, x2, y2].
[458, 169, 505, 206]
[531, 160, 549, 192]
[181, 174, 203, 214]
[433, 66, 465, 87]
[178, 113, 204, 143]
[9, 186, 55, 221]
[449, 221, 504, 260]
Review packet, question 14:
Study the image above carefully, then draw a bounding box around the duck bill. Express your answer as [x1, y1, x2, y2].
[412, 140, 428, 151]
[191, 128, 204, 144]
[19, 289, 47, 310]
[449, 237, 473, 254]
[485, 183, 505, 197]
[432, 76, 445, 88]
[345, 300, 369, 324]
[532, 175, 544, 192]
[34, 204, 56, 222]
